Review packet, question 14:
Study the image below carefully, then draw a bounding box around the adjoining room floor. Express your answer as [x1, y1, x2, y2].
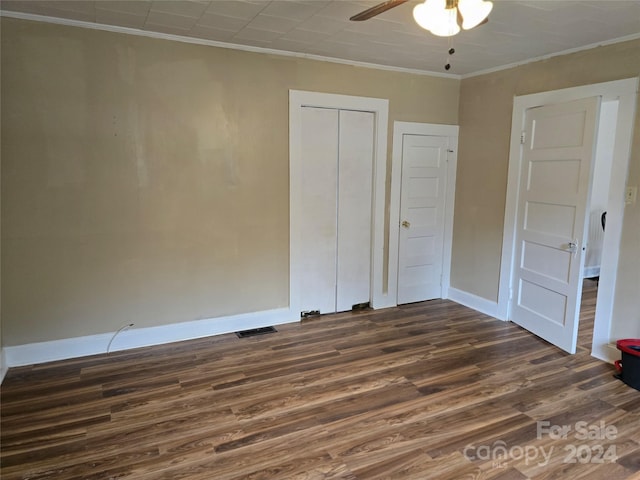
[577, 277, 598, 352]
[2, 291, 639, 479]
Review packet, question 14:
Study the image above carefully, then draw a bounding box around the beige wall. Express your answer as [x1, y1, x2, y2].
[452, 38, 640, 338]
[1, 18, 459, 346]
[4, 18, 637, 350]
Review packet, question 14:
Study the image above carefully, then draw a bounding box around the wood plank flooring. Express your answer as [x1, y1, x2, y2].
[2, 280, 639, 479]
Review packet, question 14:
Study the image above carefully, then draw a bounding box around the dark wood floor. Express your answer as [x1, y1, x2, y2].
[2, 280, 639, 479]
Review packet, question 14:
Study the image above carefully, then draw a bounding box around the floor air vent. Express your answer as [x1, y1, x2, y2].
[235, 326, 277, 338]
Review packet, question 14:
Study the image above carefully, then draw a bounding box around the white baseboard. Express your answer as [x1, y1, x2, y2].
[590, 342, 618, 364]
[447, 287, 501, 319]
[3, 307, 295, 368]
[1, 347, 7, 384]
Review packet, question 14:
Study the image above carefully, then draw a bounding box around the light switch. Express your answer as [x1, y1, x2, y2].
[626, 186, 637, 205]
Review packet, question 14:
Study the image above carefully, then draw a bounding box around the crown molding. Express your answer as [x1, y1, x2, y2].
[3, 10, 638, 91]
[462, 32, 640, 79]
[0, 10, 461, 80]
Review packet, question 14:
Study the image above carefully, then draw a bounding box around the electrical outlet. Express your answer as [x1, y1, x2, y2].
[625, 186, 637, 205]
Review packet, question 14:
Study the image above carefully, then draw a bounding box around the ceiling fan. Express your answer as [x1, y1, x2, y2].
[350, 0, 493, 37]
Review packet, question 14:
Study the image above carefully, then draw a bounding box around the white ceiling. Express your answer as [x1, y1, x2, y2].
[2, 1, 639, 76]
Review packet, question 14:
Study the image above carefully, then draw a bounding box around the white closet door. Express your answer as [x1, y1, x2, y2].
[336, 110, 374, 312]
[299, 107, 339, 314]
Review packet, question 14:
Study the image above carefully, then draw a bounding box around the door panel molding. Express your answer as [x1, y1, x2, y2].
[499, 78, 638, 361]
[390, 122, 459, 306]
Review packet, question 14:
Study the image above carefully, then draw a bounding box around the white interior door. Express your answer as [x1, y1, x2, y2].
[397, 134, 448, 304]
[299, 107, 339, 314]
[298, 107, 374, 315]
[511, 96, 600, 354]
[336, 110, 374, 312]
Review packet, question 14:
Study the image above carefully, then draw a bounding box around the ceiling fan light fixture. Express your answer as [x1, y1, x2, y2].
[458, 0, 493, 30]
[412, 0, 441, 31]
[413, 0, 460, 37]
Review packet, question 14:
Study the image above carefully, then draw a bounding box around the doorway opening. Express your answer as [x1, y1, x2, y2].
[578, 100, 618, 353]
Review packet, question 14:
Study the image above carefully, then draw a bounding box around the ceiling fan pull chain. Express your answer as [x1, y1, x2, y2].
[445, 37, 455, 71]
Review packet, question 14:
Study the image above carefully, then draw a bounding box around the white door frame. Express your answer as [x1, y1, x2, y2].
[389, 122, 459, 306]
[289, 90, 389, 317]
[498, 78, 638, 362]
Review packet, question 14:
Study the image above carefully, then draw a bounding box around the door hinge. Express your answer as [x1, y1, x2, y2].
[520, 131, 526, 144]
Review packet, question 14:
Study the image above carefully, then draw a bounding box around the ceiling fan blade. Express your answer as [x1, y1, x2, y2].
[350, 0, 409, 21]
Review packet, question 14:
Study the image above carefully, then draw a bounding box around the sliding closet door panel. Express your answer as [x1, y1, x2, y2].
[299, 107, 339, 314]
[336, 110, 374, 312]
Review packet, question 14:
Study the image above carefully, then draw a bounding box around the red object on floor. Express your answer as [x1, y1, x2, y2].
[615, 339, 640, 391]
[616, 338, 640, 356]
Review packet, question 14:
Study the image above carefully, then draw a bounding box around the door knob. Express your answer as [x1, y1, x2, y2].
[567, 241, 578, 254]
[401, 220, 410, 228]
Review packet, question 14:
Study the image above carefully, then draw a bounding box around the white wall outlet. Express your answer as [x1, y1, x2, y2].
[625, 186, 637, 205]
